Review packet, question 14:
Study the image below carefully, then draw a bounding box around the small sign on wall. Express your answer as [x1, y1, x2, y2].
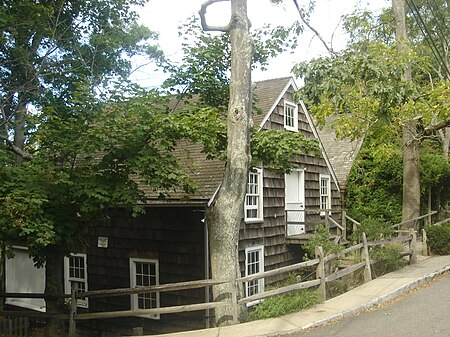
[97, 236, 108, 248]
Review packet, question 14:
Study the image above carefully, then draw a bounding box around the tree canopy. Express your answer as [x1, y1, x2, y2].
[293, 0, 449, 221]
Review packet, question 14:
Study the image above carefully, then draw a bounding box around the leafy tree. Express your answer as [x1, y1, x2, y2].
[292, 0, 450, 227]
[0, 1, 196, 334]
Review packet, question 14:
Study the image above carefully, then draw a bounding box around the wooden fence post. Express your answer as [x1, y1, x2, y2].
[342, 210, 347, 242]
[409, 228, 417, 264]
[422, 229, 428, 256]
[231, 279, 238, 324]
[315, 246, 326, 303]
[68, 283, 78, 337]
[361, 233, 372, 283]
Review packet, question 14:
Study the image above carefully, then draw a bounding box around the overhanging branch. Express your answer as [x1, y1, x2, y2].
[0, 134, 33, 160]
[199, 0, 230, 32]
[424, 118, 450, 136]
[292, 0, 334, 55]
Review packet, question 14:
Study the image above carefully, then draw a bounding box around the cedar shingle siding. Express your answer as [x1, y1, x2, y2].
[76, 77, 342, 335]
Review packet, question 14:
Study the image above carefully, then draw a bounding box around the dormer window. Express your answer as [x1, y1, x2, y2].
[284, 101, 298, 131]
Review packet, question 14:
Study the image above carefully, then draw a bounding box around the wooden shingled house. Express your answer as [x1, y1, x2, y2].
[3, 77, 343, 336]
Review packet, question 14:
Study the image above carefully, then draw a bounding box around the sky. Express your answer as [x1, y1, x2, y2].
[131, 0, 390, 88]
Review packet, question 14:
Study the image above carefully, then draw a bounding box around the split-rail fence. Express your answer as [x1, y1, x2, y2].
[0, 225, 422, 337]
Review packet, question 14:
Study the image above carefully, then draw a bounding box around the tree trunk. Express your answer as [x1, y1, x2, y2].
[401, 122, 421, 227]
[206, 0, 253, 326]
[393, 0, 421, 228]
[443, 127, 450, 161]
[44, 253, 65, 337]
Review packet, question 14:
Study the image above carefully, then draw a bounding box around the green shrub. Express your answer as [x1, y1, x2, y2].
[425, 224, 450, 255]
[249, 288, 317, 320]
[351, 217, 394, 242]
[370, 243, 406, 276]
[303, 225, 342, 259]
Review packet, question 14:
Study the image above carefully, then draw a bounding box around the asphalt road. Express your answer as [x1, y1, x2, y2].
[287, 272, 450, 337]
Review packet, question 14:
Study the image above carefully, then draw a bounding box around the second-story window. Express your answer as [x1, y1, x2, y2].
[245, 168, 263, 222]
[320, 174, 331, 215]
[284, 101, 298, 132]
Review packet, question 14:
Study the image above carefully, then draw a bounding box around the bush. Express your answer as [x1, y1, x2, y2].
[303, 225, 342, 259]
[249, 288, 317, 320]
[370, 243, 406, 276]
[425, 224, 450, 255]
[351, 217, 394, 242]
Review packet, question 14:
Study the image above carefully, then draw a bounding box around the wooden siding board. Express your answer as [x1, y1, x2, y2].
[85, 206, 207, 333]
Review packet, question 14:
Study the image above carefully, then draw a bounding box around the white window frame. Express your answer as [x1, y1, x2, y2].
[284, 101, 298, 132]
[245, 245, 265, 307]
[129, 258, 160, 319]
[64, 253, 88, 308]
[320, 174, 332, 216]
[244, 168, 264, 223]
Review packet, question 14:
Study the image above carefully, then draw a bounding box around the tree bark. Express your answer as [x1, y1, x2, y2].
[203, 0, 253, 326]
[393, 0, 421, 228]
[44, 253, 65, 337]
[442, 127, 450, 161]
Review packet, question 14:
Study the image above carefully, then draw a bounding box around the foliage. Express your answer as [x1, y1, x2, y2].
[345, 139, 403, 224]
[249, 275, 317, 320]
[0, 86, 218, 264]
[303, 225, 342, 259]
[251, 129, 320, 172]
[162, 16, 302, 108]
[345, 132, 450, 223]
[351, 217, 394, 243]
[370, 243, 406, 275]
[294, 3, 450, 223]
[425, 224, 450, 255]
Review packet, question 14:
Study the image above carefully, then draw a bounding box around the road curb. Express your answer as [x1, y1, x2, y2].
[295, 264, 450, 333]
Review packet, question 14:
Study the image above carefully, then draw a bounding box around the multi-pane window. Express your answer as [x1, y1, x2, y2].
[64, 253, 88, 308]
[245, 246, 264, 305]
[284, 101, 298, 131]
[245, 168, 263, 222]
[320, 174, 331, 214]
[130, 258, 160, 319]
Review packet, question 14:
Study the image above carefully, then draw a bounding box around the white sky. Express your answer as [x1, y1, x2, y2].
[131, 0, 390, 88]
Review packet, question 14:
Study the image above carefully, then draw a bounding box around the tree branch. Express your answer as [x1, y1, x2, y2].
[0, 134, 33, 161]
[292, 0, 335, 55]
[424, 118, 450, 136]
[199, 0, 230, 32]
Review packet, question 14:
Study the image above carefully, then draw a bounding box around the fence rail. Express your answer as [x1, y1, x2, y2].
[1, 229, 418, 337]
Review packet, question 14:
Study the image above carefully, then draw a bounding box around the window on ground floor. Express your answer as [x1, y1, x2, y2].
[245, 245, 264, 306]
[129, 258, 160, 319]
[64, 253, 88, 308]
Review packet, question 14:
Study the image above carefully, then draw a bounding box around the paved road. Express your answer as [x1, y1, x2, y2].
[287, 272, 450, 337]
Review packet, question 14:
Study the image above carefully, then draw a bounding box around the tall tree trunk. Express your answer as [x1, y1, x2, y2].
[443, 127, 450, 161]
[44, 253, 65, 337]
[205, 0, 253, 326]
[393, 0, 421, 228]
